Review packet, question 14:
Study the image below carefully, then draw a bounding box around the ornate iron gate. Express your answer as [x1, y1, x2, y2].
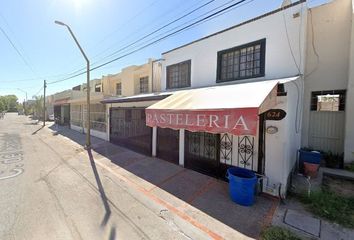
[219, 133, 259, 172]
[110, 108, 152, 155]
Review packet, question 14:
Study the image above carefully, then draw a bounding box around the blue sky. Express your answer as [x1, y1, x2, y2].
[0, 0, 328, 101]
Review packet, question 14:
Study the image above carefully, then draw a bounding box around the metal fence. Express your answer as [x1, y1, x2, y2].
[71, 103, 106, 132]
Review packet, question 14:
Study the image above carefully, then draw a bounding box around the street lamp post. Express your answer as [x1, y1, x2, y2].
[55, 20, 91, 148]
[17, 88, 27, 115]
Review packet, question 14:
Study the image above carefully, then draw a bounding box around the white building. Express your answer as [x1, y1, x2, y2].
[146, 0, 307, 197]
[97, 0, 354, 198]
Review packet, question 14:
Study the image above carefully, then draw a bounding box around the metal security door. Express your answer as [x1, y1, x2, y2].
[309, 111, 345, 154]
[110, 108, 152, 155]
[157, 128, 179, 165]
[185, 131, 219, 177]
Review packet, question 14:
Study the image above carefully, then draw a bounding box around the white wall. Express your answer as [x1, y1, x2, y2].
[265, 79, 302, 197]
[161, 3, 307, 91]
[70, 124, 108, 141]
[302, 0, 352, 150]
[344, 0, 354, 163]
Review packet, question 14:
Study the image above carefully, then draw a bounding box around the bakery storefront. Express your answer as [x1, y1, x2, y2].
[146, 78, 301, 196]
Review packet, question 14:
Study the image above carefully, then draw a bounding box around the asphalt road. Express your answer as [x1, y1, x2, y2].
[0, 113, 193, 240]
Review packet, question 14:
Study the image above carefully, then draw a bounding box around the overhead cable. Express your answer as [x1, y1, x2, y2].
[48, 0, 250, 84]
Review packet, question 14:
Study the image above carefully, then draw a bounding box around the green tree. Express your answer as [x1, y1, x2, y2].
[0, 95, 19, 112]
[31, 95, 44, 120]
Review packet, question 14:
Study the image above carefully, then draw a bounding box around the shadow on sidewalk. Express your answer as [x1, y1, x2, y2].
[90, 141, 277, 239]
[50, 126, 278, 239]
[32, 126, 44, 135]
[48, 125, 104, 147]
[87, 148, 111, 227]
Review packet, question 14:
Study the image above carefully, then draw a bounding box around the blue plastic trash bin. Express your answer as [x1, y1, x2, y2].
[226, 167, 257, 206]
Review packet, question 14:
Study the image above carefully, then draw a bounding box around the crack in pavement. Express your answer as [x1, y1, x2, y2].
[40, 175, 84, 240]
[35, 135, 151, 240]
[158, 209, 193, 240]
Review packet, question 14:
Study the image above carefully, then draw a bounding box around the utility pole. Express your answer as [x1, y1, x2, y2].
[43, 80, 46, 127]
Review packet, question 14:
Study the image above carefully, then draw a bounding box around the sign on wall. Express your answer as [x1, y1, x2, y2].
[145, 108, 259, 136]
[265, 109, 286, 121]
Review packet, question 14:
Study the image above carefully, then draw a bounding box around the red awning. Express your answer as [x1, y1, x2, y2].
[146, 80, 280, 136]
[54, 98, 70, 105]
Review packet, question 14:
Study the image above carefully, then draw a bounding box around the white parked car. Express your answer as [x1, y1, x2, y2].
[48, 114, 55, 121]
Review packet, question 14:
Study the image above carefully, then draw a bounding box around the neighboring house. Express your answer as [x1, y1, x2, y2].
[301, 0, 354, 163]
[46, 95, 54, 120]
[53, 90, 72, 125]
[145, 0, 307, 197]
[101, 59, 164, 155]
[69, 79, 108, 140]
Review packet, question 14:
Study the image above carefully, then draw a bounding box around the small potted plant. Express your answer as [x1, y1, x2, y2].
[324, 151, 344, 169]
[298, 147, 321, 175]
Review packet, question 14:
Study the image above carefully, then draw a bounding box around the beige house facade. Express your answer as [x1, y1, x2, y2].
[102, 59, 164, 155]
[69, 78, 108, 140]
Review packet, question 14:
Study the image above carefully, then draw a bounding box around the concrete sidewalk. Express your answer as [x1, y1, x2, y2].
[43, 123, 279, 239]
[272, 197, 354, 240]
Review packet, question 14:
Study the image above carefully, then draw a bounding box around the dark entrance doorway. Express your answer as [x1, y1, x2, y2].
[157, 128, 179, 165]
[62, 105, 70, 125]
[185, 131, 220, 177]
[54, 105, 61, 124]
[110, 108, 152, 155]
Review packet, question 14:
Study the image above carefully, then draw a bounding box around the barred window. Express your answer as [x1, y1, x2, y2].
[95, 84, 102, 92]
[116, 82, 122, 96]
[70, 104, 82, 127]
[139, 76, 149, 93]
[217, 39, 265, 82]
[166, 60, 191, 89]
[311, 90, 346, 111]
[82, 104, 106, 132]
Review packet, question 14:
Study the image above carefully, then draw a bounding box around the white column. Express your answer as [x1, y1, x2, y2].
[179, 129, 185, 166]
[106, 105, 110, 141]
[82, 104, 85, 133]
[152, 127, 157, 157]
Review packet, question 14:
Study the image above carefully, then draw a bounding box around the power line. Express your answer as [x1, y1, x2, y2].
[48, 0, 218, 83]
[0, 24, 40, 79]
[48, 0, 250, 85]
[116, 0, 255, 60]
[90, 0, 162, 58]
[51, 0, 163, 79]
[33, 86, 44, 97]
[95, 0, 251, 69]
[95, 0, 216, 64]
[91, 0, 211, 63]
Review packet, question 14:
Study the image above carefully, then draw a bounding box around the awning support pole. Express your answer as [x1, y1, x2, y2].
[152, 127, 157, 157]
[179, 129, 185, 166]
